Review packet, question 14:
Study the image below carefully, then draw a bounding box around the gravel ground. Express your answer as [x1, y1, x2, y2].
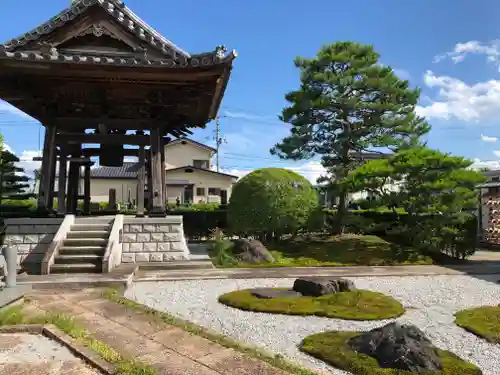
[126, 275, 500, 375]
[0, 333, 102, 374]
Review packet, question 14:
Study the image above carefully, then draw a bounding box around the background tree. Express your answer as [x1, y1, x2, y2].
[228, 168, 320, 241]
[345, 147, 486, 258]
[270, 41, 430, 233]
[0, 146, 32, 204]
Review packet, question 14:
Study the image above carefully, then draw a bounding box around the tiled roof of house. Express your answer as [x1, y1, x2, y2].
[91, 162, 238, 179]
[91, 162, 140, 179]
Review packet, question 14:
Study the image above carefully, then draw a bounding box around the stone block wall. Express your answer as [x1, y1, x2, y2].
[2, 218, 64, 271]
[121, 216, 190, 262]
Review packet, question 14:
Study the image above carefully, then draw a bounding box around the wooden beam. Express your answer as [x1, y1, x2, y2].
[57, 133, 151, 146]
[54, 117, 169, 128]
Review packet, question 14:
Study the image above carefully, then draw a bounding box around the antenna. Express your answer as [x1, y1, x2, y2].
[214, 117, 227, 172]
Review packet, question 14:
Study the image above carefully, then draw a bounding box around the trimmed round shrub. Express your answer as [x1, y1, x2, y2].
[228, 168, 320, 237]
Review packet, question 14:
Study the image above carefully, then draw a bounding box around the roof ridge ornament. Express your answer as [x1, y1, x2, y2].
[215, 45, 227, 59]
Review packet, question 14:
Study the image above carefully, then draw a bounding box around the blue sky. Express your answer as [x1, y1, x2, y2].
[1, 0, 500, 181]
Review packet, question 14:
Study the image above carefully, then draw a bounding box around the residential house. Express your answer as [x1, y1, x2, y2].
[314, 151, 399, 208]
[87, 138, 238, 205]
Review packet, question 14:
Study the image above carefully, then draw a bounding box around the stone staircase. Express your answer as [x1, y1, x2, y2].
[50, 217, 114, 274]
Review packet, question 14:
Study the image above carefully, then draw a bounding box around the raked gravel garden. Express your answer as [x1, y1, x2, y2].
[125, 275, 500, 375]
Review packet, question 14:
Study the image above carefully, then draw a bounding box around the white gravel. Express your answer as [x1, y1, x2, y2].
[126, 275, 500, 375]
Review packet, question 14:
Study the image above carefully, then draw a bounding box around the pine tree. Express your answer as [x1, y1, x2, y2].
[271, 42, 430, 233]
[0, 145, 31, 204]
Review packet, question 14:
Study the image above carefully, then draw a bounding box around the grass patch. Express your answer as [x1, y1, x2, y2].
[455, 306, 500, 343]
[0, 304, 157, 375]
[210, 234, 433, 268]
[218, 289, 405, 320]
[300, 331, 482, 375]
[101, 288, 318, 375]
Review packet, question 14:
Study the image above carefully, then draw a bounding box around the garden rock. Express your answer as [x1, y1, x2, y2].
[250, 288, 302, 299]
[232, 239, 275, 263]
[292, 277, 355, 297]
[348, 322, 443, 373]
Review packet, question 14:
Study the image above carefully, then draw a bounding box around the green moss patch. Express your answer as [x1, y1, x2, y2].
[455, 306, 500, 343]
[218, 289, 405, 320]
[210, 234, 433, 268]
[300, 331, 482, 375]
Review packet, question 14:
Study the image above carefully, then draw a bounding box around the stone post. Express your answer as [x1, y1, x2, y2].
[2, 246, 17, 288]
[149, 128, 165, 217]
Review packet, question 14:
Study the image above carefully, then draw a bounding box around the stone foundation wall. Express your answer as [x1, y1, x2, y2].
[121, 216, 190, 263]
[2, 218, 64, 271]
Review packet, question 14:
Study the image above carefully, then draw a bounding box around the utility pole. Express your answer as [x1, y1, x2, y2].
[214, 117, 226, 172]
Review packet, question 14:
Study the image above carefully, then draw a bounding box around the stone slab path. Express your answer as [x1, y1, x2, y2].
[29, 290, 290, 375]
[134, 262, 500, 282]
[0, 332, 102, 375]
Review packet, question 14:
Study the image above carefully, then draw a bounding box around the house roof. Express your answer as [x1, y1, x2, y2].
[168, 138, 217, 153]
[91, 162, 139, 179]
[0, 0, 237, 69]
[167, 166, 238, 179]
[90, 162, 238, 179]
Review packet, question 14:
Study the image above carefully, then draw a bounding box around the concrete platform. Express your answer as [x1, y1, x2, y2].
[0, 284, 32, 310]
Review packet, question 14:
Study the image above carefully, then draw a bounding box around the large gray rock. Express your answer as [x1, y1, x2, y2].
[250, 288, 302, 299]
[348, 322, 442, 373]
[292, 277, 355, 297]
[232, 239, 275, 263]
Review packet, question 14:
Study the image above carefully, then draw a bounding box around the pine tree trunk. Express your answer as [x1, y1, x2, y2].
[335, 188, 348, 234]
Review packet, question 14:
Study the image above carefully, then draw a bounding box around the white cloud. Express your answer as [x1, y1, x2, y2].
[471, 158, 500, 170]
[393, 68, 411, 81]
[0, 100, 35, 120]
[416, 70, 500, 122]
[494, 151, 500, 158]
[481, 134, 498, 142]
[434, 40, 500, 69]
[223, 110, 275, 122]
[219, 161, 327, 185]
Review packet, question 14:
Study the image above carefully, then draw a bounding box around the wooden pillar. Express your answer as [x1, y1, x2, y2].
[136, 146, 145, 217]
[57, 149, 67, 214]
[83, 164, 91, 214]
[160, 142, 167, 210]
[146, 152, 153, 212]
[37, 125, 56, 211]
[66, 162, 79, 214]
[149, 128, 165, 217]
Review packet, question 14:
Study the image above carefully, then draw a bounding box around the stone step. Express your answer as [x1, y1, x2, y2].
[58, 246, 106, 256]
[70, 224, 111, 232]
[63, 238, 108, 247]
[137, 260, 215, 270]
[75, 217, 114, 225]
[54, 254, 103, 265]
[67, 231, 110, 239]
[50, 263, 102, 274]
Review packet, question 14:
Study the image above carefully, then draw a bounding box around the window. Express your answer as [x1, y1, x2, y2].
[492, 177, 500, 182]
[196, 187, 205, 196]
[208, 188, 221, 196]
[193, 160, 209, 169]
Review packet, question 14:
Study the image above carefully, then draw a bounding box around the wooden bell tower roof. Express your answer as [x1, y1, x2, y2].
[0, 0, 237, 136]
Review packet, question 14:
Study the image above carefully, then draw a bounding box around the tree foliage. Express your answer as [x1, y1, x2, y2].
[0, 140, 32, 204]
[345, 147, 486, 258]
[227, 168, 320, 240]
[270, 41, 430, 232]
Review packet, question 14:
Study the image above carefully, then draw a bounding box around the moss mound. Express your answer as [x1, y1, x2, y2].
[455, 306, 500, 343]
[218, 289, 405, 320]
[300, 331, 482, 375]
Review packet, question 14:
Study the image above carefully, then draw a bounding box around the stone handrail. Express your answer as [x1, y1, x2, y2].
[103, 214, 124, 273]
[41, 215, 75, 275]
